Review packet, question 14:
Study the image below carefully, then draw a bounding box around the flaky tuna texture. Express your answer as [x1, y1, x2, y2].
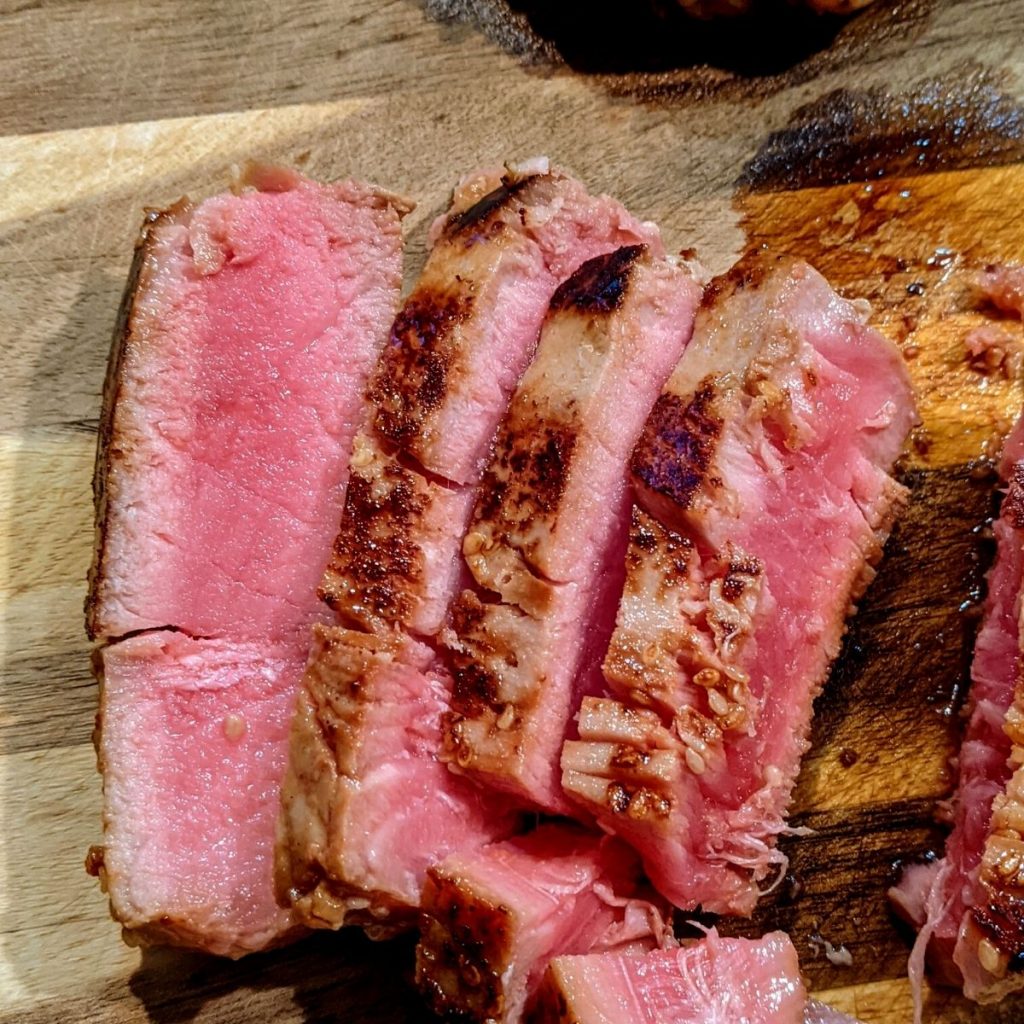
[87, 167, 409, 643]
[276, 625, 518, 932]
[416, 823, 670, 1024]
[90, 631, 306, 956]
[896, 416, 1024, 1013]
[563, 251, 917, 915]
[320, 166, 662, 636]
[533, 928, 807, 1024]
[440, 245, 700, 813]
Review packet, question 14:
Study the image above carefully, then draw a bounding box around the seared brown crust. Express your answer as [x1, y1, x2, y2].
[318, 435, 431, 631]
[548, 245, 645, 315]
[630, 383, 723, 514]
[369, 289, 474, 455]
[84, 200, 193, 641]
[416, 870, 513, 1023]
[275, 625, 417, 933]
[443, 175, 536, 240]
[532, 967, 583, 1024]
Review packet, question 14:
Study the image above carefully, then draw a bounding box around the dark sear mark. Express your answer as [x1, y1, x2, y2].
[631, 383, 723, 512]
[443, 174, 537, 239]
[369, 289, 473, 452]
[548, 245, 646, 315]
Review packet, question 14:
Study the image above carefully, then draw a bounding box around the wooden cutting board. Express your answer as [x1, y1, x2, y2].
[4, 1, 1024, 1021]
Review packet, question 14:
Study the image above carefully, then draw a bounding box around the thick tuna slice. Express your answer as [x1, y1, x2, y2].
[87, 166, 408, 642]
[86, 169, 408, 955]
[533, 929, 806, 1024]
[441, 246, 700, 812]
[276, 625, 518, 931]
[563, 252, 916, 914]
[90, 632, 306, 956]
[894, 416, 1024, 1009]
[319, 165, 662, 636]
[416, 824, 667, 1024]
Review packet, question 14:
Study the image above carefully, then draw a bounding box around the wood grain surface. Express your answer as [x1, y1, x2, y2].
[3, 1, 1024, 1021]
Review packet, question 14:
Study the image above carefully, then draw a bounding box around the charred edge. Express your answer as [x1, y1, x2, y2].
[631, 383, 722, 510]
[445, 592, 504, 714]
[319, 463, 429, 626]
[700, 252, 778, 309]
[1005, 463, 1024, 530]
[477, 421, 578, 524]
[532, 975, 580, 1024]
[369, 290, 474, 451]
[549, 245, 647, 315]
[722, 555, 763, 601]
[626, 508, 693, 569]
[606, 780, 672, 820]
[85, 202, 191, 640]
[972, 895, 1024, 974]
[443, 175, 537, 239]
[418, 877, 511, 1022]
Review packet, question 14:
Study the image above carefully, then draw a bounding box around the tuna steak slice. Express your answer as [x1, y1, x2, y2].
[87, 166, 408, 643]
[533, 929, 807, 1024]
[91, 632, 306, 956]
[319, 165, 662, 636]
[893, 416, 1024, 1009]
[86, 168, 408, 955]
[440, 246, 700, 813]
[275, 625, 518, 931]
[416, 823, 668, 1024]
[563, 252, 917, 914]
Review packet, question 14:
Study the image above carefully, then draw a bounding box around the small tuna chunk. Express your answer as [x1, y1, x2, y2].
[441, 245, 700, 813]
[276, 625, 518, 932]
[894, 416, 1024, 1010]
[563, 252, 917, 914]
[91, 632, 307, 956]
[533, 929, 807, 1024]
[416, 823, 667, 1024]
[87, 167, 408, 642]
[319, 167, 662, 636]
[978, 264, 1024, 319]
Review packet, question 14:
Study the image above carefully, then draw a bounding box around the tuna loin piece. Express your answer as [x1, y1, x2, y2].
[442, 245, 700, 812]
[533, 929, 807, 1024]
[87, 167, 408, 643]
[275, 625, 518, 929]
[563, 252, 916, 914]
[86, 169, 407, 955]
[319, 167, 662, 636]
[416, 824, 665, 1024]
[893, 416, 1024, 1006]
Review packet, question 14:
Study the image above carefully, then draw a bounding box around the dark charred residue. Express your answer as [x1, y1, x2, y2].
[446, 592, 503, 712]
[417, 876, 510, 1022]
[318, 461, 428, 628]
[424, 0, 932, 105]
[549, 245, 646, 315]
[631, 384, 722, 510]
[738, 70, 1024, 193]
[1005, 463, 1024, 530]
[700, 252, 776, 308]
[973, 895, 1024, 970]
[370, 290, 473, 451]
[721, 555, 762, 601]
[444, 175, 536, 239]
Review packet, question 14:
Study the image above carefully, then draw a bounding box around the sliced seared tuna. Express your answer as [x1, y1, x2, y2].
[275, 625, 518, 931]
[91, 631, 307, 956]
[441, 245, 700, 812]
[319, 165, 662, 636]
[563, 252, 916, 914]
[86, 168, 408, 954]
[87, 166, 408, 643]
[533, 929, 807, 1024]
[893, 416, 1024, 1008]
[416, 823, 668, 1024]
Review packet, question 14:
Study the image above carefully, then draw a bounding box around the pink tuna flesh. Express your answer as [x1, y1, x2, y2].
[88, 170, 405, 642]
[563, 252, 916, 914]
[534, 929, 807, 1024]
[94, 631, 305, 956]
[441, 245, 700, 814]
[276, 625, 518, 931]
[416, 823, 665, 1024]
